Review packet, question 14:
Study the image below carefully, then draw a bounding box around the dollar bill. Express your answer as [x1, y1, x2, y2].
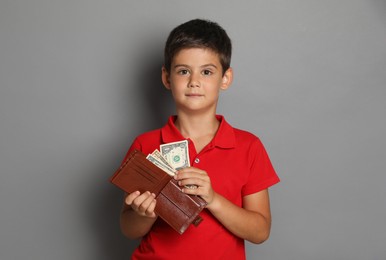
[146, 154, 176, 176]
[147, 141, 196, 189]
[160, 140, 190, 170]
[151, 149, 174, 170]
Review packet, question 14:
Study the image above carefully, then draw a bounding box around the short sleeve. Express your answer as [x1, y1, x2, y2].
[242, 138, 280, 196]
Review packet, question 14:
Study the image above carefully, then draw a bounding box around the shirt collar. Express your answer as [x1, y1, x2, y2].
[161, 115, 235, 149]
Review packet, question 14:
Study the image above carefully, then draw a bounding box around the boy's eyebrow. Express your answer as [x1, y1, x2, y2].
[201, 63, 218, 69]
[173, 63, 218, 69]
[173, 64, 190, 69]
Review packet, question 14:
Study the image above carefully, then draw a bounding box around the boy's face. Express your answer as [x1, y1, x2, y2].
[162, 48, 232, 115]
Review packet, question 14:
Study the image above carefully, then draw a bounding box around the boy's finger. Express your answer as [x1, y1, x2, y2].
[179, 167, 206, 174]
[144, 198, 157, 217]
[125, 191, 140, 205]
[137, 192, 156, 209]
[175, 170, 206, 181]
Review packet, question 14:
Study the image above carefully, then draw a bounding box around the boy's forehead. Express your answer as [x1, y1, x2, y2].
[172, 47, 221, 64]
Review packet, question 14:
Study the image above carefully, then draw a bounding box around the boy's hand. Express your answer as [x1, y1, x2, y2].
[125, 191, 157, 218]
[174, 167, 215, 205]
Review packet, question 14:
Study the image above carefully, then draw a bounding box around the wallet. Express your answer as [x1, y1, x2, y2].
[110, 149, 207, 234]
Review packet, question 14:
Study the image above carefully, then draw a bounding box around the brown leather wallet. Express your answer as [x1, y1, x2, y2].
[110, 149, 207, 234]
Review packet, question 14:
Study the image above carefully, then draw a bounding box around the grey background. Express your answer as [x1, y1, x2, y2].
[1, 0, 385, 259]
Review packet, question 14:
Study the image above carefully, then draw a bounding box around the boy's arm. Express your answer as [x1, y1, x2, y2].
[120, 192, 158, 239]
[207, 189, 272, 244]
[176, 168, 272, 244]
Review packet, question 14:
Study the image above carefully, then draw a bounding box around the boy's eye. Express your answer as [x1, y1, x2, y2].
[202, 70, 212, 76]
[178, 69, 189, 75]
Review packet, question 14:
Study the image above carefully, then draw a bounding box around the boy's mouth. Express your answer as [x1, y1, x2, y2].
[185, 93, 203, 97]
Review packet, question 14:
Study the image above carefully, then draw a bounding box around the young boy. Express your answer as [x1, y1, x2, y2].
[120, 19, 280, 259]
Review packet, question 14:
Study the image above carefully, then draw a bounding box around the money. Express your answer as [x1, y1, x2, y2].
[151, 149, 174, 170]
[160, 140, 190, 170]
[147, 141, 197, 189]
[146, 153, 176, 176]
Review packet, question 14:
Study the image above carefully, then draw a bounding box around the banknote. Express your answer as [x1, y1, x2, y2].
[151, 149, 174, 170]
[146, 154, 176, 176]
[147, 141, 197, 189]
[160, 140, 190, 170]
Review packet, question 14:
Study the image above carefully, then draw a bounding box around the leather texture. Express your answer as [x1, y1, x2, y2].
[110, 149, 207, 234]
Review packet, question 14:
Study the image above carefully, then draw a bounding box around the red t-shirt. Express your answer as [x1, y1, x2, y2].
[124, 115, 280, 260]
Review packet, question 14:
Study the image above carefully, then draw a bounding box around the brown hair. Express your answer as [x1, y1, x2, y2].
[164, 19, 232, 75]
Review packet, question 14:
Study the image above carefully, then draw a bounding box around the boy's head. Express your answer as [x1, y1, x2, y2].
[163, 19, 232, 75]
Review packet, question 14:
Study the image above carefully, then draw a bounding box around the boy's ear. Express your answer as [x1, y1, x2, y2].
[220, 67, 233, 90]
[161, 66, 171, 90]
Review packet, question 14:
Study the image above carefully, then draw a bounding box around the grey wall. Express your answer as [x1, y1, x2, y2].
[1, 1, 385, 259]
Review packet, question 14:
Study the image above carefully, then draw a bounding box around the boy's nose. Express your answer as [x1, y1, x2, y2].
[188, 73, 200, 88]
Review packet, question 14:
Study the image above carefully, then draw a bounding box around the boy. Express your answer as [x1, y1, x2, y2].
[120, 19, 280, 259]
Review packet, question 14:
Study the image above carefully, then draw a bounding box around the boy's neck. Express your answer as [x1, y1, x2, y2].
[174, 112, 220, 140]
